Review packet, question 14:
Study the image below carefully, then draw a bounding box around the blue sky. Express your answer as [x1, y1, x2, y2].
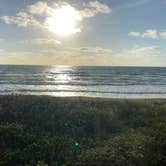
[0, 0, 166, 66]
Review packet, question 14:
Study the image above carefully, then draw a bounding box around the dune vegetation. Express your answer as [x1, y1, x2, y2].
[0, 95, 165, 166]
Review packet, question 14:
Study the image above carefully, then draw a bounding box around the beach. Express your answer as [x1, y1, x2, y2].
[0, 95, 165, 165]
[1, 0, 165, 165]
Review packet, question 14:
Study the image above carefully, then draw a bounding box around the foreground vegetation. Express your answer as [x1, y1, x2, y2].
[0, 95, 166, 166]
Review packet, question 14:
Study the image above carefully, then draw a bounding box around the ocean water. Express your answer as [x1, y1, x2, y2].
[0, 65, 166, 98]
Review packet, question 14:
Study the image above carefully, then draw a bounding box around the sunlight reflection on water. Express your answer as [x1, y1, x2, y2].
[1, 65, 166, 98]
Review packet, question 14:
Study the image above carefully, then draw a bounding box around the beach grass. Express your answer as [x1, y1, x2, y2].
[0, 95, 166, 166]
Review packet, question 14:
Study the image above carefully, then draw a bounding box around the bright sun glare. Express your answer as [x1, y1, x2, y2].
[47, 5, 81, 36]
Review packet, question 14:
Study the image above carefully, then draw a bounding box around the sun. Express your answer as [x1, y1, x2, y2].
[47, 5, 81, 36]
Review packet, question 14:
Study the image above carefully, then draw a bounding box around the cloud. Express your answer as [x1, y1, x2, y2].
[0, 45, 114, 66]
[127, 45, 161, 56]
[27, 1, 52, 15]
[80, 1, 111, 18]
[128, 32, 141, 37]
[1, 1, 111, 32]
[128, 29, 166, 40]
[142, 29, 158, 39]
[1, 12, 42, 28]
[87, 1, 111, 14]
[42, 45, 164, 66]
[159, 30, 166, 39]
[128, 29, 158, 39]
[79, 47, 113, 55]
[23, 38, 61, 45]
[0, 50, 44, 65]
[113, 45, 165, 66]
[1, 44, 165, 66]
[38, 45, 113, 57]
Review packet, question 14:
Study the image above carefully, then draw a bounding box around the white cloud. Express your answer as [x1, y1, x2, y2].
[79, 47, 113, 54]
[128, 32, 141, 37]
[159, 30, 166, 39]
[1, 12, 42, 28]
[142, 29, 158, 39]
[27, 1, 52, 15]
[1, 44, 165, 66]
[23, 38, 61, 45]
[88, 1, 111, 14]
[127, 45, 161, 56]
[128, 29, 166, 40]
[80, 1, 111, 18]
[0, 45, 114, 66]
[36, 45, 113, 57]
[1, 1, 111, 32]
[113, 45, 165, 66]
[128, 29, 158, 39]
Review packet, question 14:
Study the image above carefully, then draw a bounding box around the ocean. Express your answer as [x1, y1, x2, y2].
[0, 65, 166, 98]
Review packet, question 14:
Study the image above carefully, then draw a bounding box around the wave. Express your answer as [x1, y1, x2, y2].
[1, 89, 166, 95]
[1, 65, 166, 98]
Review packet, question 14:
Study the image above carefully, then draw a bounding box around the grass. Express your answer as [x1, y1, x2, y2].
[0, 95, 166, 166]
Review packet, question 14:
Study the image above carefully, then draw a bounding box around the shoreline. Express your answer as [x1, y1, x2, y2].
[1, 94, 166, 101]
[1, 64, 166, 68]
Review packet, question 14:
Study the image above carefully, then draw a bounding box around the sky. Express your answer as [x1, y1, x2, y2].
[0, 0, 166, 66]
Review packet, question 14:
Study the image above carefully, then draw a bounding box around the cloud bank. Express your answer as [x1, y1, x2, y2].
[1, 43, 164, 66]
